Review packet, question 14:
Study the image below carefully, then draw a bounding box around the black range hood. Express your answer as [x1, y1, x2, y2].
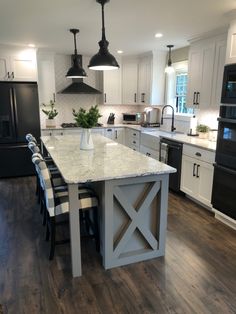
[59, 55, 101, 94]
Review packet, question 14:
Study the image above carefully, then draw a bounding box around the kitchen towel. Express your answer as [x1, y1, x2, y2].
[160, 143, 168, 164]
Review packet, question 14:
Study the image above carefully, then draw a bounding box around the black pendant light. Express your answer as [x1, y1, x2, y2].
[88, 0, 119, 71]
[165, 45, 174, 74]
[66, 29, 87, 78]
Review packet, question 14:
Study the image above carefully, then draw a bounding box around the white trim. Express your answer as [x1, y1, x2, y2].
[213, 209, 236, 230]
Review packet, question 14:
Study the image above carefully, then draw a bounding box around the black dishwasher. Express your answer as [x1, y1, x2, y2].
[159, 138, 183, 192]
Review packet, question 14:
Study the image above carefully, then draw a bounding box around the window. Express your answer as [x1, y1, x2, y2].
[165, 61, 193, 114]
[176, 72, 188, 113]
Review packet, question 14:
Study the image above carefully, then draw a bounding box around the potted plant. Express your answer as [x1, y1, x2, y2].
[72, 105, 102, 150]
[196, 124, 210, 139]
[42, 100, 58, 128]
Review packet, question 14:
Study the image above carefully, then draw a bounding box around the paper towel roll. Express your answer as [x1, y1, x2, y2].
[189, 116, 197, 135]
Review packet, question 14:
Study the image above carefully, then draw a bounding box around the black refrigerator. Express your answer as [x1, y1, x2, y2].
[0, 81, 40, 178]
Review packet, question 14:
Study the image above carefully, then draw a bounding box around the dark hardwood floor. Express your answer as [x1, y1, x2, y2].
[0, 176, 236, 314]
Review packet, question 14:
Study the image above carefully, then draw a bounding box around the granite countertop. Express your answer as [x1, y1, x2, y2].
[41, 124, 217, 152]
[141, 130, 217, 152]
[41, 134, 176, 184]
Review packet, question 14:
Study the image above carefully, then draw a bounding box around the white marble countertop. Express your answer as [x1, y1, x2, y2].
[41, 124, 217, 152]
[142, 130, 217, 152]
[41, 134, 176, 184]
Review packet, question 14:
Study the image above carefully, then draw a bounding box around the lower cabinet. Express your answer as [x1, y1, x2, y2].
[140, 145, 159, 159]
[181, 145, 215, 208]
[125, 128, 140, 151]
[104, 127, 125, 144]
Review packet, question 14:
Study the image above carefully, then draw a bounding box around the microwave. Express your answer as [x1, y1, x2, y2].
[122, 112, 142, 124]
[221, 64, 236, 104]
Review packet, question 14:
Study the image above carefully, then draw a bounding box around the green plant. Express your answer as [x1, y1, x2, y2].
[72, 105, 102, 128]
[196, 124, 210, 133]
[42, 100, 58, 119]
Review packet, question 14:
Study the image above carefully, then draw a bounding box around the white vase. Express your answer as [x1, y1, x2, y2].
[46, 119, 56, 128]
[80, 128, 94, 150]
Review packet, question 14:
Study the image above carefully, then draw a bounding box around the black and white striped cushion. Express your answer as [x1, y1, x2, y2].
[34, 158, 98, 217]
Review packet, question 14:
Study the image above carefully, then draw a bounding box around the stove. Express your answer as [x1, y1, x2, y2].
[141, 122, 160, 128]
[61, 123, 103, 128]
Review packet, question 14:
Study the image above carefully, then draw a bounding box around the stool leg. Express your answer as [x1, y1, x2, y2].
[49, 217, 56, 260]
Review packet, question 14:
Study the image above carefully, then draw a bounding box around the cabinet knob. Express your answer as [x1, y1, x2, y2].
[134, 93, 137, 103]
[104, 93, 107, 103]
[11, 72, 14, 79]
[7, 72, 10, 79]
[195, 152, 201, 157]
[53, 93, 56, 102]
[196, 164, 200, 178]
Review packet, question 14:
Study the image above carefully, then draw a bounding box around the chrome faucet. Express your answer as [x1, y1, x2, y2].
[161, 105, 176, 132]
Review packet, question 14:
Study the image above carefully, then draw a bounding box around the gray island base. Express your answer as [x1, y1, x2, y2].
[41, 134, 175, 277]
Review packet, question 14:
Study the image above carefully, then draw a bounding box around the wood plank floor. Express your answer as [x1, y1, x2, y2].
[0, 176, 236, 314]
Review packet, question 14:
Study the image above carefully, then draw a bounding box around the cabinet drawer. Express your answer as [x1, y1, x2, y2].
[140, 145, 159, 159]
[183, 144, 215, 164]
[140, 132, 159, 150]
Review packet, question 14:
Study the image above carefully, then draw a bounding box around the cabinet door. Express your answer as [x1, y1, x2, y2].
[186, 48, 202, 107]
[197, 160, 214, 207]
[0, 54, 10, 80]
[211, 38, 227, 108]
[180, 155, 198, 197]
[104, 128, 114, 139]
[138, 56, 151, 105]
[199, 42, 215, 108]
[140, 145, 159, 159]
[113, 128, 124, 144]
[10, 52, 37, 81]
[122, 59, 138, 104]
[37, 52, 56, 105]
[103, 67, 121, 105]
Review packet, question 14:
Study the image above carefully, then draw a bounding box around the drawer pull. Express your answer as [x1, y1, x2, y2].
[196, 164, 200, 178]
[146, 152, 151, 157]
[133, 133, 136, 136]
[133, 141, 136, 144]
[195, 152, 201, 157]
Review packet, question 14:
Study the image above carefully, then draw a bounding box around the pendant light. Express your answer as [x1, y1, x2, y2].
[88, 0, 119, 71]
[66, 29, 87, 78]
[165, 45, 175, 74]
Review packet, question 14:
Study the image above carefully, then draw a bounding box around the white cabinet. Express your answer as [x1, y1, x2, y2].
[0, 47, 37, 81]
[125, 128, 140, 151]
[140, 132, 160, 159]
[104, 127, 124, 144]
[138, 55, 152, 105]
[187, 34, 227, 108]
[37, 51, 56, 105]
[122, 57, 138, 104]
[103, 58, 122, 104]
[180, 144, 215, 208]
[225, 19, 236, 64]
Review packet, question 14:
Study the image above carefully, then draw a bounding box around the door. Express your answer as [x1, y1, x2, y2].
[0, 83, 16, 143]
[12, 83, 40, 143]
[197, 160, 214, 207]
[180, 155, 198, 197]
[212, 164, 236, 219]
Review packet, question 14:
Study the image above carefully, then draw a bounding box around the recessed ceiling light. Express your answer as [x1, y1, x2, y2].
[28, 43, 35, 48]
[117, 50, 123, 54]
[155, 33, 163, 38]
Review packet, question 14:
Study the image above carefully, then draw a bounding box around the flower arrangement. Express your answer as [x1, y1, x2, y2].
[42, 100, 58, 120]
[72, 105, 102, 128]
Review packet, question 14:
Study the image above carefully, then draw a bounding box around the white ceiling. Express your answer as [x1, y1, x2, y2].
[0, 0, 235, 56]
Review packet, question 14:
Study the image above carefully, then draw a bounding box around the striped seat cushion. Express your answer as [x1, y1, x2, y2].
[53, 188, 98, 217]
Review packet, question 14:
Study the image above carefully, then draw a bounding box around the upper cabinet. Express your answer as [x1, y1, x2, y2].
[225, 19, 236, 64]
[117, 51, 165, 106]
[0, 47, 37, 81]
[103, 56, 122, 105]
[186, 33, 227, 109]
[122, 57, 138, 104]
[37, 51, 56, 105]
[138, 55, 152, 105]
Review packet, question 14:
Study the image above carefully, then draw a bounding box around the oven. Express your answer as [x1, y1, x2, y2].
[211, 105, 236, 220]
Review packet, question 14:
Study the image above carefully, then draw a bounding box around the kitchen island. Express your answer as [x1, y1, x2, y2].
[41, 134, 175, 277]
